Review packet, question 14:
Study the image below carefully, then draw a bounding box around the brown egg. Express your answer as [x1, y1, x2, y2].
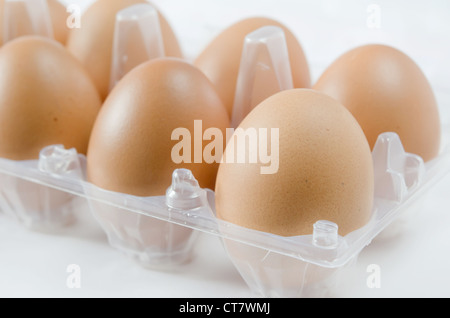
[86, 58, 229, 260]
[66, 0, 183, 101]
[215, 89, 374, 237]
[0, 0, 69, 46]
[0, 35, 102, 160]
[313, 44, 441, 162]
[194, 17, 311, 119]
[87, 57, 230, 197]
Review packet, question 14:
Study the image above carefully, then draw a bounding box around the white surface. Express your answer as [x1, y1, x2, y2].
[0, 206, 251, 298]
[1, 0, 450, 298]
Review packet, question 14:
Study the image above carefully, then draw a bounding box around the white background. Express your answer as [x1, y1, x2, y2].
[1, 0, 450, 298]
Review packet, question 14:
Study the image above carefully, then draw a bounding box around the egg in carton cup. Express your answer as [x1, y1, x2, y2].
[0, 0, 449, 298]
[204, 24, 449, 297]
[0, 0, 101, 230]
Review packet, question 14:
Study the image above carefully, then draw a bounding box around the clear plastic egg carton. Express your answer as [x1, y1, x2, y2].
[1, 0, 450, 298]
[0, 125, 449, 297]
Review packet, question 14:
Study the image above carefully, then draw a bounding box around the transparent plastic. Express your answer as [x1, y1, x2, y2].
[0, 145, 85, 230]
[0, 17, 449, 297]
[0, 129, 448, 296]
[2, 0, 54, 44]
[109, 3, 166, 91]
[85, 169, 201, 269]
[231, 26, 294, 128]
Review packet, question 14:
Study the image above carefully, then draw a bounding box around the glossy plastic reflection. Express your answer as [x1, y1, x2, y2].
[0, 145, 84, 229]
[85, 169, 204, 269]
[3, 0, 54, 43]
[231, 25, 294, 128]
[109, 3, 165, 91]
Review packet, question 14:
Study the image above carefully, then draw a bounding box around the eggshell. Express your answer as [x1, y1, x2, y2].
[313, 44, 441, 162]
[86, 57, 230, 197]
[66, 0, 183, 101]
[0, 0, 69, 46]
[0, 35, 102, 160]
[215, 88, 374, 237]
[194, 17, 311, 119]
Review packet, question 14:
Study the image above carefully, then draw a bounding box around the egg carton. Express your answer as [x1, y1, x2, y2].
[1, 127, 449, 297]
[1, 0, 450, 298]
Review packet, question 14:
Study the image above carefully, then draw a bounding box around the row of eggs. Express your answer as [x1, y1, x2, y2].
[0, 0, 441, 239]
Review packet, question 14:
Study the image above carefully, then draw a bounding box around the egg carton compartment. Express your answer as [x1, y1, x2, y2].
[0, 146, 85, 230]
[0, 127, 449, 297]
